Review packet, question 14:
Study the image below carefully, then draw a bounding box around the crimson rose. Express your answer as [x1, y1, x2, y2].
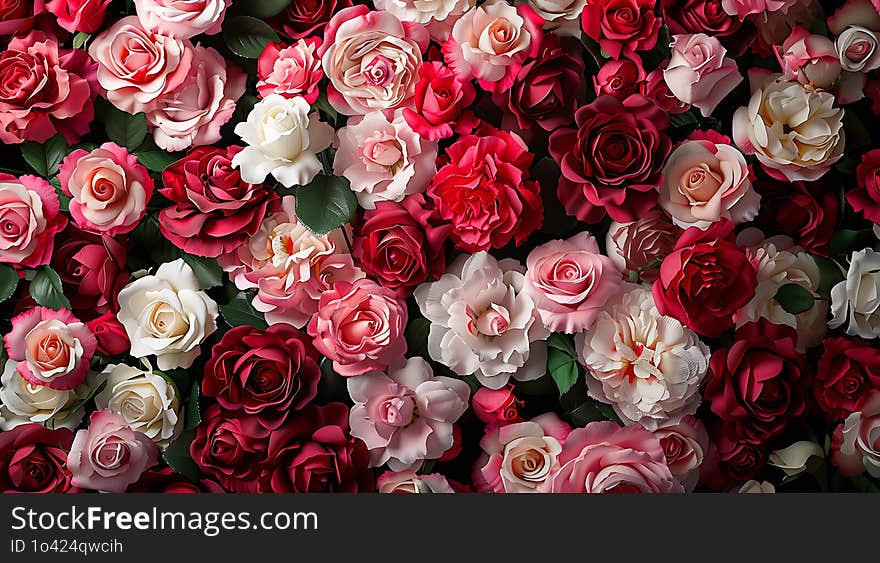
[127, 468, 224, 493]
[753, 178, 837, 256]
[814, 336, 880, 422]
[847, 149, 880, 224]
[660, 0, 741, 38]
[0, 424, 75, 493]
[581, 0, 662, 60]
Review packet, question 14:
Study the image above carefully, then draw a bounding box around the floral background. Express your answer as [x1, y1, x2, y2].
[0, 0, 880, 494]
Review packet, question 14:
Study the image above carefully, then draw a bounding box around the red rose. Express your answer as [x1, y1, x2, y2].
[847, 149, 880, 224]
[0, 423, 75, 493]
[814, 336, 880, 422]
[269, 0, 351, 40]
[660, 0, 741, 38]
[46, 0, 110, 33]
[581, 0, 662, 60]
[652, 221, 757, 338]
[50, 226, 128, 320]
[593, 57, 645, 100]
[549, 94, 671, 223]
[403, 61, 478, 141]
[428, 126, 543, 252]
[704, 320, 808, 443]
[159, 146, 277, 258]
[86, 312, 130, 356]
[352, 194, 450, 296]
[705, 427, 767, 489]
[753, 178, 837, 256]
[641, 66, 691, 114]
[261, 403, 374, 493]
[127, 468, 225, 493]
[202, 324, 321, 416]
[0, 0, 43, 35]
[472, 384, 524, 425]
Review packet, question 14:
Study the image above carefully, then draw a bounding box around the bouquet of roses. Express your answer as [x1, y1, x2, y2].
[0, 0, 879, 494]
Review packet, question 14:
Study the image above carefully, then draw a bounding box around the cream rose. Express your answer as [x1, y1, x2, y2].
[374, 0, 474, 40]
[829, 248, 880, 338]
[134, 0, 230, 39]
[0, 360, 87, 431]
[522, 0, 585, 36]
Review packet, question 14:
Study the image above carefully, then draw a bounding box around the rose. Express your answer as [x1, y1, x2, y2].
[88, 16, 193, 114]
[402, 61, 477, 141]
[334, 109, 438, 209]
[159, 146, 277, 258]
[830, 248, 880, 339]
[0, 174, 67, 268]
[733, 76, 845, 182]
[0, 424, 75, 493]
[68, 409, 159, 493]
[655, 417, 708, 492]
[202, 324, 321, 416]
[848, 149, 880, 224]
[525, 0, 586, 35]
[708, 428, 767, 486]
[753, 178, 837, 255]
[444, 0, 543, 93]
[374, 0, 474, 41]
[828, 0, 880, 72]
[471, 384, 523, 425]
[0, 31, 96, 144]
[58, 143, 154, 236]
[427, 126, 543, 252]
[352, 194, 450, 296]
[779, 27, 841, 88]
[377, 470, 456, 493]
[257, 39, 324, 103]
[652, 220, 757, 337]
[705, 319, 807, 443]
[0, 359, 88, 430]
[51, 227, 128, 319]
[4, 307, 96, 391]
[116, 259, 219, 370]
[720, 0, 797, 17]
[549, 94, 671, 223]
[832, 390, 880, 478]
[768, 440, 824, 477]
[738, 480, 775, 493]
[0, 0, 43, 35]
[661, 0, 742, 38]
[46, 0, 110, 33]
[231, 94, 335, 188]
[538, 421, 683, 493]
[606, 211, 682, 282]
[307, 278, 408, 377]
[641, 66, 691, 114]
[658, 136, 759, 230]
[95, 363, 184, 446]
[473, 413, 571, 493]
[86, 312, 130, 356]
[594, 57, 645, 100]
[523, 232, 624, 334]
[663, 33, 743, 117]
[320, 5, 428, 115]
[127, 467, 224, 493]
[146, 45, 246, 152]
[581, 0, 662, 60]
[261, 403, 375, 492]
[815, 338, 880, 422]
[269, 0, 352, 40]
[134, 0, 230, 39]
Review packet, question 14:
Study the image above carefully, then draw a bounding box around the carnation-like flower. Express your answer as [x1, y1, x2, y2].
[414, 252, 549, 389]
[257, 38, 324, 103]
[348, 357, 470, 470]
[0, 360, 88, 431]
[830, 248, 880, 338]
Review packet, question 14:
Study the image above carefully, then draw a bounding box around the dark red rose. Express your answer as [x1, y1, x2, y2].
[202, 324, 321, 416]
[814, 336, 880, 422]
[352, 194, 450, 296]
[127, 467, 225, 493]
[753, 178, 837, 256]
[660, 0, 741, 38]
[705, 427, 767, 489]
[269, 0, 352, 40]
[652, 220, 757, 337]
[581, 0, 662, 60]
[50, 226, 127, 320]
[428, 125, 543, 252]
[190, 404, 284, 493]
[403, 61, 478, 141]
[593, 56, 645, 100]
[261, 403, 374, 493]
[704, 319, 808, 443]
[549, 94, 671, 223]
[0, 423, 74, 493]
[159, 146, 277, 258]
[0, 0, 43, 35]
[847, 149, 880, 224]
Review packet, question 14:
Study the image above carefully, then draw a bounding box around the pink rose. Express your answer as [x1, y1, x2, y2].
[402, 61, 478, 141]
[46, 0, 110, 33]
[68, 409, 159, 493]
[594, 57, 646, 100]
[377, 470, 456, 493]
[58, 143, 154, 236]
[659, 136, 760, 230]
[307, 278, 408, 377]
[539, 421, 684, 493]
[257, 38, 324, 103]
[606, 211, 682, 282]
[655, 416, 709, 492]
[89, 16, 194, 114]
[473, 413, 571, 493]
[145, 44, 245, 152]
[4, 307, 96, 391]
[134, 0, 230, 38]
[472, 384, 524, 425]
[721, 0, 797, 18]
[524, 232, 624, 333]
[0, 174, 67, 268]
[832, 390, 880, 478]
[348, 357, 470, 469]
[778, 27, 841, 88]
[663, 33, 743, 117]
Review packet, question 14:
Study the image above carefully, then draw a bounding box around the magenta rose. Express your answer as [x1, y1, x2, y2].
[46, 0, 110, 33]
[847, 149, 880, 224]
[0, 0, 44, 36]
[594, 57, 645, 100]
[0, 173, 67, 268]
[661, 0, 742, 38]
[753, 177, 837, 256]
[581, 0, 662, 59]
[472, 384, 524, 425]
[0, 423, 75, 493]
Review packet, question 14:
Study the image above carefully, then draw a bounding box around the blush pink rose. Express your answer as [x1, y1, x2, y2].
[145, 44, 245, 152]
[257, 38, 324, 103]
[4, 307, 96, 391]
[134, 0, 230, 38]
[655, 416, 709, 492]
[377, 470, 456, 493]
[307, 278, 408, 377]
[523, 232, 624, 334]
[663, 33, 743, 117]
[605, 210, 682, 282]
[88, 16, 193, 114]
[721, 0, 797, 17]
[46, 0, 110, 33]
[778, 27, 841, 89]
[67, 409, 159, 493]
[539, 421, 684, 493]
[831, 390, 880, 478]
[58, 143, 154, 236]
[0, 174, 67, 268]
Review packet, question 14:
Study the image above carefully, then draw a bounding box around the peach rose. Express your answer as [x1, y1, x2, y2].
[0, 174, 67, 268]
[134, 0, 230, 39]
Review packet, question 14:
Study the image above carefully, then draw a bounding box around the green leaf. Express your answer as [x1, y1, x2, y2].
[220, 292, 269, 329]
[29, 267, 71, 310]
[547, 332, 576, 357]
[670, 111, 699, 129]
[162, 429, 202, 482]
[0, 265, 17, 303]
[295, 174, 358, 235]
[72, 32, 91, 49]
[105, 110, 148, 150]
[21, 134, 68, 177]
[568, 398, 621, 428]
[239, 0, 292, 18]
[313, 91, 338, 125]
[813, 255, 845, 300]
[830, 229, 876, 256]
[405, 317, 431, 360]
[223, 16, 280, 58]
[775, 283, 815, 315]
[137, 150, 181, 173]
[548, 347, 579, 396]
[185, 380, 201, 431]
[181, 253, 224, 289]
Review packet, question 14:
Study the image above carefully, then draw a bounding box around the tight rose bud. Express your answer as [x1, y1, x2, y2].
[472, 385, 524, 425]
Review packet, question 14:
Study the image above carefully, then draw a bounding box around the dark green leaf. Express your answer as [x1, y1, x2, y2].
[29, 267, 71, 310]
[137, 150, 181, 173]
[220, 292, 269, 329]
[223, 16, 280, 59]
[239, 0, 292, 18]
[670, 111, 699, 129]
[0, 265, 17, 303]
[181, 253, 224, 289]
[405, 317, 431, 360]
[21, 134, 68, 177]
[105, 110, 148, 150]
[185, 380, 201, 430]
[295, 174, 358, 235]
[813, 255, 845, 300]
[568, 398, 621, 427]
[162, 429, 202, 482]
[313, 91, 338, 125]
[775, 283, 815, 315]
[547, 332, 576, 357]
[548, 347, 579, 396]
[830, 229, 875, 256]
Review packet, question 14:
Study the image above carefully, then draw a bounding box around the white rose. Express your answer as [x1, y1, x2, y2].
[95, 363, 184, 447]
[134, 0, 230, 39]
[768, 440, 824, 477]
[0, 360, 87, 431]
[116, 259, 219, 370]
[836, 26, 880, 72]
[521, 0, 586, 36]
[737, 480, 776, 493]
[829, 248, 880, 338]
[374, 0, 474, 40]
[232, 94, 335, 188]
